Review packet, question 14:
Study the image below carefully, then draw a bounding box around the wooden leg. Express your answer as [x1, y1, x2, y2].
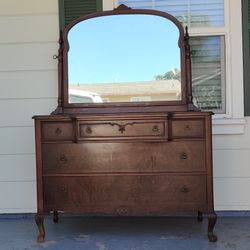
[197, 211, 203, 222]
[53, 211, 58, 223]
[35, 214, 45, 243]
[207, 212, 217, 242]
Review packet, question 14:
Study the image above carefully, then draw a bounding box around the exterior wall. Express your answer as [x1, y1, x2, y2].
[0, 0, 58, 213]
[0, 0, 249, 212]
[213, 117, 250, 210]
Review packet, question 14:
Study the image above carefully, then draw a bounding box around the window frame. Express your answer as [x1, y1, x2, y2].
[103, 0, 245, 134]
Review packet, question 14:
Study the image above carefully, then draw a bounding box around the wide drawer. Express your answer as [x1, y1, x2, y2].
[43, 175, 207, 214]
[170, 119, 205, 138]
[41, 122, 74, 141]
[42, 141, 206, 174]
[78, 120, 166, 140]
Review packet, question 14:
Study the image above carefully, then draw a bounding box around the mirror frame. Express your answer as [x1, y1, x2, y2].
[53, 4, 195, 114]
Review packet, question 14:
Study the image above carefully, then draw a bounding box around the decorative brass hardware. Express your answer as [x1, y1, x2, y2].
[180, 185, 189, 193]
[184, 125, 191, 131]
[180, 152, 188, 160]
[110, 122, 135, 134]
[152, 125, 159, 132]
[60, 187, 67, 193]
[117, 207, 128, 215]
[85, 126, 92, 134]
[59, 154, 67, 163]
[55, 128, 62, 135]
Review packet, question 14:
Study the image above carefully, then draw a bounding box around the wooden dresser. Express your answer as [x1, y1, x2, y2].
[33, 4, 217, 243]
[34, 111, 217, 242]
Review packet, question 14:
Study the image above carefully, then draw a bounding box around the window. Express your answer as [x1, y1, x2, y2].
[116, 0, 226, 113]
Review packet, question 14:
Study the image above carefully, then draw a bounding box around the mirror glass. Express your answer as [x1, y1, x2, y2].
[68, 14, 181, 104]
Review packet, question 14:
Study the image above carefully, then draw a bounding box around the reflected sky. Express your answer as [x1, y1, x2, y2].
[68, 14, 181, 84]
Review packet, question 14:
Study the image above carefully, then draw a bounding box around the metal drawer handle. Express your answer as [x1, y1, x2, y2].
[184, 125, 191, 131]
[180, 185, 189, 193]
[85, 126, 92, 134]
[59, 154, 67, 163]
[180, 152, 188, 160]
[61, 187, 67, 193]
[152, 125, 159, 132]
[55, 128, 62, 135]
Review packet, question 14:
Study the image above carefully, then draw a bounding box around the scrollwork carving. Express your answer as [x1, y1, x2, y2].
[109, 122, 135, 134]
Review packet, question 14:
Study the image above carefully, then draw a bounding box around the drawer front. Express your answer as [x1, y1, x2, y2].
[41, 122, 73, 141]
[42, 141, 205, 174]
[155, 141, 206, 172]
[43, 175, 207, 214]
[171, 119, 205, 138]
[79, 120, 166, 139]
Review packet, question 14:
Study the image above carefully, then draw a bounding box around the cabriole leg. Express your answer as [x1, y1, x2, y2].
[197, 211, 203, 222]
[35, 214, 45, 242]
[207, 212, 217, 242]
[53, 211, 58, 223]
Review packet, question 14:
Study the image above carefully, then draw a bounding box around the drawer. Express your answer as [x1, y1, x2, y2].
[155, 141, 206, 172]
[171, 119, 205, 138]
[43, 175, 207, 214]
[78, 120, 166, 140]
[42, 141, 205, 174]
[41, 122, 74, 141]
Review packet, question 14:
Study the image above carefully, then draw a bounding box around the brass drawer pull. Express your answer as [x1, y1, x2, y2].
[59, 155, 67, 163]
[180, 186, 189, 193]
[184, 125, 191, 131]
[85, 126, 92, 134]
[180, 152, 188, 160]
[152, 125, 159, 132]
[55, 128, 62, 135]
[60, 187, 67, 193]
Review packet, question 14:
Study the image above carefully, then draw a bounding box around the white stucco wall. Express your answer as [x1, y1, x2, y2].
[0, 0, 249, 213]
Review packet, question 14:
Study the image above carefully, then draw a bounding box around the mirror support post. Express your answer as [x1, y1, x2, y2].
[51, 32, 64, 115]
[184, 27, 195, 111]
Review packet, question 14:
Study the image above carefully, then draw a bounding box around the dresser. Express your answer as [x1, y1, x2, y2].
[34, 111, 217, 242]
[33, 4, 217, 243]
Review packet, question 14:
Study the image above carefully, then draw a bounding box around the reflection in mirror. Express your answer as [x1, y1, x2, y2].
[68, 14, 181, 104]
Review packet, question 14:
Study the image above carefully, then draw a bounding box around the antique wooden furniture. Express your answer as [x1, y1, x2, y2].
[33, 4, 217, 243]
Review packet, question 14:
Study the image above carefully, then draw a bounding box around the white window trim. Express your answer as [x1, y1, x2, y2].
[103, 0, 245, 135]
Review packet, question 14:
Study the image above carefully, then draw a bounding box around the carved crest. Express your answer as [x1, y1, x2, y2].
[114, 4, 132, 11]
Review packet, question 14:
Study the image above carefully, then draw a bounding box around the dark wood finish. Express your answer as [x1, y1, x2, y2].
[170, 119, 205, 138]
[42, 141, 206, 174]
[43, 174, 207, 214]
[33, 4, 216, 243]
[208, 213, 218, 242]
[41, 121, 74, 141]
[34, 112, 216, 241]
[35, 214, 45, 242]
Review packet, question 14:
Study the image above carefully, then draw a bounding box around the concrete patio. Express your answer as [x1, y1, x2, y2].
[0, 213, 250, 250]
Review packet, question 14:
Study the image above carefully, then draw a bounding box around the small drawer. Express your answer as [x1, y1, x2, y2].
[78, 120, 166, 139]
[171, 119, 205, 138]
[41, 122, 74, 141]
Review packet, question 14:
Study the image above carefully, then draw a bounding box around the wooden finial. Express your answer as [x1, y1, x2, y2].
[114, 4, 131, 11]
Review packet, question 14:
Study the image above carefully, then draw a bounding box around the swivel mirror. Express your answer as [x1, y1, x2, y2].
[55, 5, 193, 114]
